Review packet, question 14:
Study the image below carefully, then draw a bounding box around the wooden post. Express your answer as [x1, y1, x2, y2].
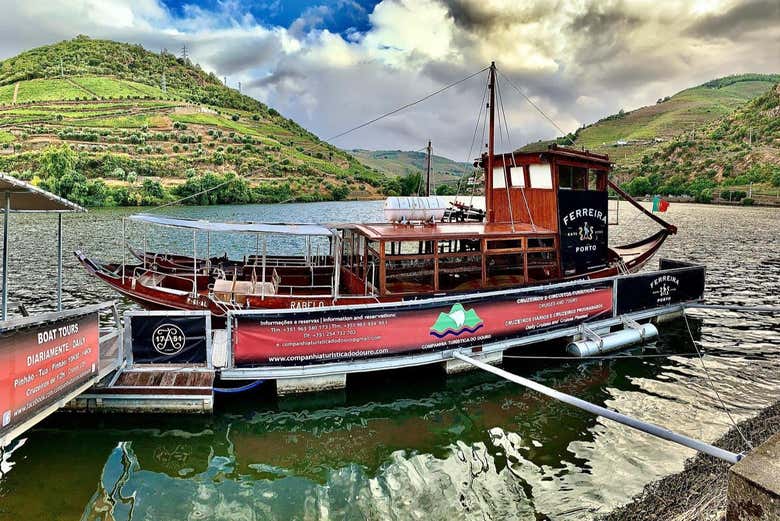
[426, 140, 432, 197]
[486, 62, 496, 223]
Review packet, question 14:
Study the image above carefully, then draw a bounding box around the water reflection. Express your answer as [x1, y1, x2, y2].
[0, 202, 778, 520]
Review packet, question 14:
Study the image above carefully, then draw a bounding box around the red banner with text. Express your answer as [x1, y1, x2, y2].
[0, 313, 100, 437]
[233, 283, 613, 366]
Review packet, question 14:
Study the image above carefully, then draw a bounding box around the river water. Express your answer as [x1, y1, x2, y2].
[0, 201, 778, 520]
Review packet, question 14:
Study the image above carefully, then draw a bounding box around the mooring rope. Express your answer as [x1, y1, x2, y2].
[504, 351, 697, 361]
[683, 313, 754, 450]
[212, 379, 265, 394]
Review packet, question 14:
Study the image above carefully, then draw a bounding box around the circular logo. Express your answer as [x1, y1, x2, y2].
[152, 324, 186, 355]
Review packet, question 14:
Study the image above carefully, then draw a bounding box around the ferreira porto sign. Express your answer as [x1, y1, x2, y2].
[232, 282, 614, 366]
[558, 190, 609, 274]
[0, 313, 99, 438]
[616, 264, 705, 314]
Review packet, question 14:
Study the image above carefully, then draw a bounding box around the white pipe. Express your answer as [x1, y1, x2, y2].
[453, 352, 742, 464]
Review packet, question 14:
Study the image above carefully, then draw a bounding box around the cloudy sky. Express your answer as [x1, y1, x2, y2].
[0, 0, 778, 158]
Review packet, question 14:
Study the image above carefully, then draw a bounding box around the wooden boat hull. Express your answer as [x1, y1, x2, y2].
[75, 230, 668, 317]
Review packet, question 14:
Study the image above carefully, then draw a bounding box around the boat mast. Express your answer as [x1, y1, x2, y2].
[486, 61, 496, 222]
[425, 140, 432, 197]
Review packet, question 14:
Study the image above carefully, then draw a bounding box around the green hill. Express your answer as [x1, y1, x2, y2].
[521, 73, 780, 204]
[621, 82, 780, 204]
[522, 74, 779, 161]
[0, 36, 394, 206]
[351, 149, 472, 184]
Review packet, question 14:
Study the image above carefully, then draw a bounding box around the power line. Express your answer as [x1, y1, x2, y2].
[326, 66, 490, 142]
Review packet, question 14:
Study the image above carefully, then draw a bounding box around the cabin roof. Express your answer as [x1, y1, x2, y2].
[484, 145, 612, 169]
[129, 214, 334, 236]
[346, 222, 555, 241]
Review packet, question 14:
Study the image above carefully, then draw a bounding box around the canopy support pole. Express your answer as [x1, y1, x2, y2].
[206, 232, 211, 269]
[261, 235, 267, 300]
[2, 192, 9, 320]
[121, 218, 126, 282]
[192, 230, 197, 297]
[453, 352, 741, 464]
[57, 213, 62, 311]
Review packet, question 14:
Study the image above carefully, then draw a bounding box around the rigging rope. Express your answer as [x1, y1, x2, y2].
[469, 80, 490, 211]
[683, 312, 753, 450]
[454, 76, 488, 204]
[146, 178, 235, 212]
[497, 69, 577, 147]
[494, 80, 516, 231]
[496, 73, 535, 231]
[326, 66, 490, 142]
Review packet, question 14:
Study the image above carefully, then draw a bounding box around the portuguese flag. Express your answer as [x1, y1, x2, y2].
[652, 195, 670, 212]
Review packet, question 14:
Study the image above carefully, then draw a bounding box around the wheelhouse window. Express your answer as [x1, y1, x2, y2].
[493, 166, 507, 189]
[509, 166, 525, 187]
[588, 169, 603, 191]
[529, 163, 553, 189]
[559, 165, 588, 190]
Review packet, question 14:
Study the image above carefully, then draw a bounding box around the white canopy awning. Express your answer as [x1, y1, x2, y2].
[128, 214, 334, 236]
[0, 173, 85, 212]
[0, 172, 85, 321]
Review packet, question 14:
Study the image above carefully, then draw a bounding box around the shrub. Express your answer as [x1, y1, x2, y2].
[231, 114, 239, 121]
[695, 189, 712, 204]
[742, 198, 755, 206]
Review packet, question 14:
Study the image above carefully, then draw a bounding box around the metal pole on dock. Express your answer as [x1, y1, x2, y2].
[453, 352, 742, 464]
[57, 213, 62, 311]
[2, 191, 8, 320]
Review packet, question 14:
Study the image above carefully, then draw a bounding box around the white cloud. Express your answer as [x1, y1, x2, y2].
[0, 0, 777, 158]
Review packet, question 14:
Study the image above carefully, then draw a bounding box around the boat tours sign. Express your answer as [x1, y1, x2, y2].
[129, 314, 208, 364]
[0, 312, 99, 440]
[231, 281, 614, 366]
[558, 190, 608, 275]
[616, 263, 705, 314]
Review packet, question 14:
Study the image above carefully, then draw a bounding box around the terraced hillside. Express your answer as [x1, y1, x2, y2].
[351, 149, 472, 192]
[521, 74, 780, 204]
[621, 82, 780, 205]
[523, 74, 779, 165]
[0, 36, 392, 206]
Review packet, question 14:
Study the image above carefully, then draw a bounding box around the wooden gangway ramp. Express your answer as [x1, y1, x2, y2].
[71, 367, 214, 413]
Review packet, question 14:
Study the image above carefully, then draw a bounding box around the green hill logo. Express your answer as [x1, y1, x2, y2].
[429, 303, 484, 338]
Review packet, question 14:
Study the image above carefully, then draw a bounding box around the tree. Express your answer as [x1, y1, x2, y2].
[435, 184, 457, 195]
[625, 176, 652, 196]
[399, 172, 423, 196]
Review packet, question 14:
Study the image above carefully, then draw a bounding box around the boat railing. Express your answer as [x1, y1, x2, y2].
[365, 261, 377, 296]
